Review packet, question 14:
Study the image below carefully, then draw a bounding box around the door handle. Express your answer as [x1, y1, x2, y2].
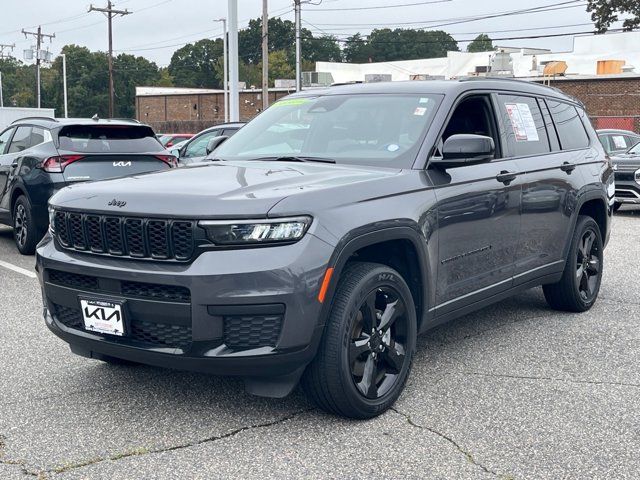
[496, 170, 517, 185]
[560, 162, 576, 173]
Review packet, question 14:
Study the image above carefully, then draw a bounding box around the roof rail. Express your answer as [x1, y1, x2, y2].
[11, 116, 58, 124]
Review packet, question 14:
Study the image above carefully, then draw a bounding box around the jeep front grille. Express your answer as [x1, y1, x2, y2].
[53, 211, 196, 261]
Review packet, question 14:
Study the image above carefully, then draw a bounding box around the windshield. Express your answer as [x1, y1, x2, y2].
[213, 93, 441, 167]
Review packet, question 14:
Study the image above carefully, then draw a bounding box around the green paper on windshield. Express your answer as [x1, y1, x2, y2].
[272, 98, 312, 107]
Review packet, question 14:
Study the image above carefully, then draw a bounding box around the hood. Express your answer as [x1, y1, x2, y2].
[49, 160, 402, 218]
[611, 153, 640, 169]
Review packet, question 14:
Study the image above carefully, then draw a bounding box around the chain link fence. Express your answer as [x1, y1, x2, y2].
[589, 116, 640, 133]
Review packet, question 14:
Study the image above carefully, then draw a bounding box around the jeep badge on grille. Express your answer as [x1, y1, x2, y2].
[108, 199, 127, 208]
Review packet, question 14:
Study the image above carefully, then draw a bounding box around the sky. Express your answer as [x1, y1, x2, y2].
[0, 0, 617, 66]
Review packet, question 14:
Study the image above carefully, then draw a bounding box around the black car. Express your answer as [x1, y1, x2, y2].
[38, 79, 612, 419]
[170, 122, 245, 164]
[0, 117, 177, 254]
[611, 141, 640, 210]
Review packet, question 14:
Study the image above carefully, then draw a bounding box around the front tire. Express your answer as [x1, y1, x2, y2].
[303, 262, 417, 419]
[12, 195, 39, 255]
[543, 215, 603, 312]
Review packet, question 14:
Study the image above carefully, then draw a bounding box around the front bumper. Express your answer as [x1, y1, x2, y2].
[613, 172, 640, 204]
[36, 232, 334, 378]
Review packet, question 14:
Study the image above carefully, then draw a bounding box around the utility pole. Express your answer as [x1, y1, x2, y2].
[261, 0, 269, 110]
[22, 27, 55, 108]
[62, 53, 68, 118]
[215, 18, 228, 123]
[294, 0, 302, 91]
[89, 1, 131, 118]
[228, 0, 239, 122]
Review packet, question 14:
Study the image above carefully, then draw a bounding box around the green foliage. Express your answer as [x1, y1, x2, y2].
[168, 38, 224, 88]
[587, 0, 640, 32]
[467, 34, 494, 53]
[343, 29, 458, 63]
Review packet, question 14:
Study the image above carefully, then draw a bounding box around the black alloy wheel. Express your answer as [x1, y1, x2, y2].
[303, 262, 417, 419]
[576, 229, 601, 303]
[543, 215, 603, 312]
[12, 195, 39, 255]
[14, 203, 28, 249]
[349, 286, 409, 400]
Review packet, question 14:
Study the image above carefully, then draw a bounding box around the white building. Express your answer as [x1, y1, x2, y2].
[316, 31, 640, 83]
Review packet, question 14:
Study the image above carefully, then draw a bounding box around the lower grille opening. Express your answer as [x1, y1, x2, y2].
[49, 270, 99, 291]
[121, 281, 191, 303]
[53, 303, 192, 349]
[223, 314, 283, 350]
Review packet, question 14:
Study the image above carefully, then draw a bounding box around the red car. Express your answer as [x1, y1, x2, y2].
[157, 133, 193, 148]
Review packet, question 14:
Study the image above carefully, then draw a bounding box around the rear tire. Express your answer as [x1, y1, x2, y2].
[543, 215, 603, 312]
[12, 195, 39, 255]
[303, 262, 417, 419]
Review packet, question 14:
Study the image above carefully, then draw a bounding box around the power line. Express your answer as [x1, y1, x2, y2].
[305, 0, 453, 11]
[311, 0, 586, 27]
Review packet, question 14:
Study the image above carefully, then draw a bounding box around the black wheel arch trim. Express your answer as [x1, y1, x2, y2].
[317, 223, 432, 333]
[566, 188, 610, 258]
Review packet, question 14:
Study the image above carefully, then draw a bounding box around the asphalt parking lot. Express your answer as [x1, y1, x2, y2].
[0, 208, 639, 480]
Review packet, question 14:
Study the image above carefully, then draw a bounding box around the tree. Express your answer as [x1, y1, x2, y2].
[168, 39, 224, 89]
[467, 34, 494, 53]
[343, 33, 375, 63]
[587, 0, 640, 32]
[341, 29, 460, 63]
[113, 54, 161, 117]
[258, 50, 295, 86]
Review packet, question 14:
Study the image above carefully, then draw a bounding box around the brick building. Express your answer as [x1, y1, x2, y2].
[135, 86, 293, 133]
[540, 75, 640, 132]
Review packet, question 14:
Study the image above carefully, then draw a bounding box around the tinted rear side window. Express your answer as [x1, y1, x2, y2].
[497, 94, 550, 157]
[58, 125, 161, 153]
[546, 101, 590, 150]
[8, 126, 31, 153]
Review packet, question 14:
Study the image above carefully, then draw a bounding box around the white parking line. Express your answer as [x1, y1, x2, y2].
[0, 260, 37, 279]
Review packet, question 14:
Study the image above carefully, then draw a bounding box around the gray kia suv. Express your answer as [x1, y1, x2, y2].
[37, 79, 613, 419]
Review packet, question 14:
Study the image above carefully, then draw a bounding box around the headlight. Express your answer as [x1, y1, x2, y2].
[199, 216, 312, 245]
[48, 205, 55, 233]
[635, 168, 640, 185]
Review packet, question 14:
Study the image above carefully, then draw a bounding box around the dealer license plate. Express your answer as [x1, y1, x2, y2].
[80, 298, 125, 336]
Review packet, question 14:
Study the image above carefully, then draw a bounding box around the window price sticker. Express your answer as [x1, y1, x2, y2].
[505, 103, 539, 142]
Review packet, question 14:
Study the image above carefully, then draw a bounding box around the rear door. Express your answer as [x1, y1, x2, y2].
[505, 95, 590, 283]
[56, 124, 172, 182]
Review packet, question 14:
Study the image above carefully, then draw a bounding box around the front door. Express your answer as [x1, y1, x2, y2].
[429, 94, 522, 315]
[0, 126, 16, 221]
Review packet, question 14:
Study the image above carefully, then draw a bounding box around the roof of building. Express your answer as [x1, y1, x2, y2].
[136, 86, 296, 97]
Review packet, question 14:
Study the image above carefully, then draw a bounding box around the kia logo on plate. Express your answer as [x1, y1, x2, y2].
[108, 199, 127, 208]
[113, 161, 132, 167]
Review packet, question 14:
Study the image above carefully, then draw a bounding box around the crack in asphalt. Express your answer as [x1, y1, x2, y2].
[456, 370, 640, 389]
[49, 407, 315, 475]
[0, 435, 46, 479]
[389, 408, 511, 479]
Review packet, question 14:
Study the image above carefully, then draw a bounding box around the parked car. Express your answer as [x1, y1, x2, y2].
[597, 129, 640, 156]
[0, 117, 177, 254]
[39, 79, 612, 419]
[157, 133, 193, 148]
[610, 141, 640, 210]
[170, 122, 244, 164]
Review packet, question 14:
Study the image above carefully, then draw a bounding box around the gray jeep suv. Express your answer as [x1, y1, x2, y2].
[37, 79, 613, 419]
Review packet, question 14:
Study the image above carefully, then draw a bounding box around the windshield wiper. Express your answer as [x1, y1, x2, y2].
[256, 156, 336, 164]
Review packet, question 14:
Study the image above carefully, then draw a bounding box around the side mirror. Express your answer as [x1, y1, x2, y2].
[432, 134, 495, 168]
[169, 147, 181, 158]
[206, 135, 229, 155]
